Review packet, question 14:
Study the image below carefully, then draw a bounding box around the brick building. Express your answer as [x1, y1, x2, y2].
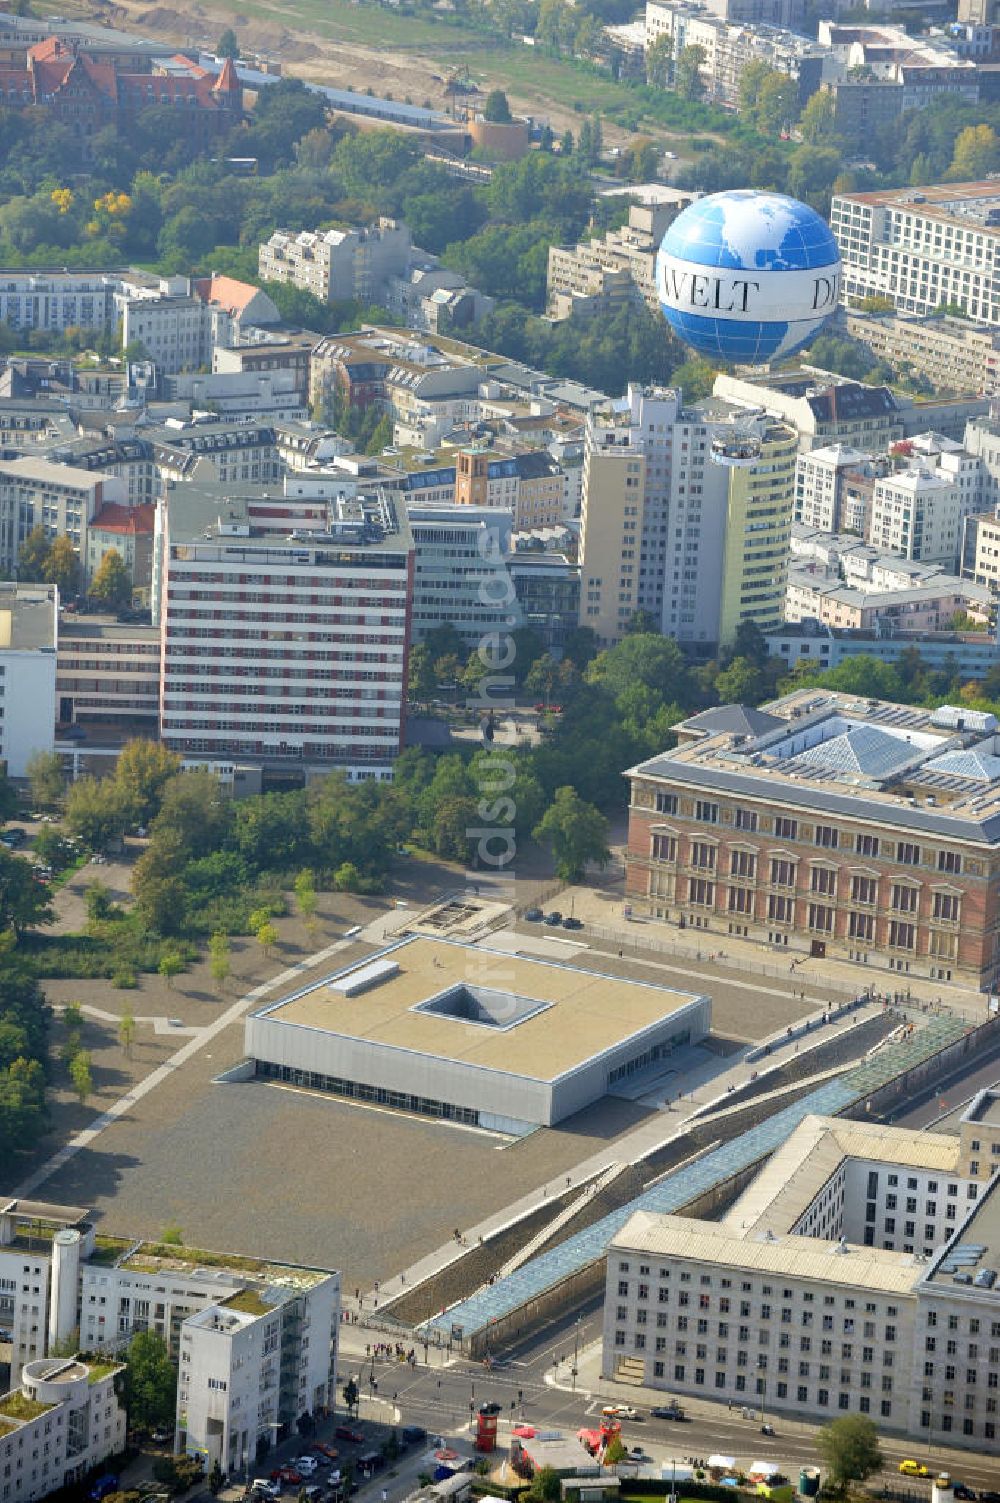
[626, 689, 1000, 987]
[0, 41, 242, 156]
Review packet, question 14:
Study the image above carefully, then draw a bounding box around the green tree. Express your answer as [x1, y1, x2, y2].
[64, 775, 127, 852]
[68, 1049, 92, 1104]
[645, 33, 673, 87]
[674, 44, 706, 100]
[125, 1332, 178, 1431]
[256, 921, 279, 958]
[113, 741, 182, 828]
[26, 749, 64, 809]
[209, 933, 231, 994]
[294, 869, 318, 924]
[714, 656, 764, 705]
[118, 1010, 136, 1056]
[483, 89, 512, 123]
[16, 525, 51, 583]
[43, 535, 79, 599]
[0, 847, 54, 935]
[624, 137, 659, 184]
[89, 548, 132, 608]
[602, 1437, 627, 1466]
[216, 27, 239, 57]
[756, 72, 798, 136]
[948, 123, 1000, 180]
[157, 953, 184, 989]
[815, 1415, 882, 1491]
[365, 414, 393, 455]
[161, 1223, 183, 1245]
[525, 1466, 561, 1503]
[533, 786, 610, 882]
[798, 89, 839, 146]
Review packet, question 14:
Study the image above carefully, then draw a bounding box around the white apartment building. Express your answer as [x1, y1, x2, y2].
[0, 1356, 126, 1503]
[148, 423, 281, 494]
[832, 182, 1000, 324]
[603, 1100, 1000, 1448]
[795, 444, 873, 532]
[120, 276, 280, 374]
[0, 272, 121, 335]
[259, 220, 412, 305]
[579, 385, 795, 651]
[0, 1199, 340, 1466]
[644, 2, 826, 110]
[0, 583, 56, 777]
[0, 457, 126, 572]
[869, 466, 964, 566]
[153, 489, 412, 778]
[408, 503, 524, 647]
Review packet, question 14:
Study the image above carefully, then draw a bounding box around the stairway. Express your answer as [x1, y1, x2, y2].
[613, 1356, 646, 1386]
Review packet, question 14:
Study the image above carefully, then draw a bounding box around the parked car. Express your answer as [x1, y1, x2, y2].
[602, 1404, 640, 1420]
[562, 916, 583, 930]
[90, 1478, 119, 1503]
[271, 1468, 302, 1485]
[295, 1458, 319, 1475]
[252, 1483, 280, 1500]
[0, 827, 26, 847]
[150, 1427, 172, 1443]
[650, 1405, 686, 1420]
[953, 1487, 976, 1501]
[543, 911, 563, 927]
[978, 1493, 1000, 1502]
[401, 1426, 427, 1446]
[312, 1443, 339, 1460]
[899, 1461, 930, 1478]
[334, 1426, 363, 1444]
[524, 907, 543, 922]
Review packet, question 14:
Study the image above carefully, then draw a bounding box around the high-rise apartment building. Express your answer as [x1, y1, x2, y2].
[153, 489, 413, 778]
[831, 182, 1000, 323]
[259, 220, 412, 304]
[578, 386, 796, 651]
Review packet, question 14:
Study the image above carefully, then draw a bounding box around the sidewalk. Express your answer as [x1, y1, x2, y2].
[367, 1000, 887, 1318]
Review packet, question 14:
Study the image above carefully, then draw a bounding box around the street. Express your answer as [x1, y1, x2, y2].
[339, 1301, 1000, 1496]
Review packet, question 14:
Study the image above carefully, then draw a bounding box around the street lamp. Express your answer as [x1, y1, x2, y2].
[571, 1316, 582, 1393]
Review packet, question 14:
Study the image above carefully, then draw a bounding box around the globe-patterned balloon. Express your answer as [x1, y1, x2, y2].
[655, 190, 842, 364]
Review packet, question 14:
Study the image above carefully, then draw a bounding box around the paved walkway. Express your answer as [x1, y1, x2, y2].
[361, 998, 884, 1319]
[14, 934, 361, 1200]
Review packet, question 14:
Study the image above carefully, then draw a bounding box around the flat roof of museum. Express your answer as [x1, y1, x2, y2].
[253, 936, 704, 1083]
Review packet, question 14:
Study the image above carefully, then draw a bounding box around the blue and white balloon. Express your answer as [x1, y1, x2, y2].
[655, 189, 842, 364]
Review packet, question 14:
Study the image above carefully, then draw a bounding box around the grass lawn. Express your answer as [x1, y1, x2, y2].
[218, 0, 472, 50]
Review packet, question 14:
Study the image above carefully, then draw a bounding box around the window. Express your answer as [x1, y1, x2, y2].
[770, 858, 795, 887]
[896, 841, 920, 866]
[891, 883, 919, 914]
[696, 800, 719, 824]
[730, 849, 756, 878]
[768, 894, 794, 924]
[849, 911, 875, 942]
[851, 874, 877, 905]
[815, 825, 839, 849]
[735, 809, 758, 832]
[855, 833, 880, 857]
[775, 816, 797, 840]
[889, 920, 916, 951]
[933, 891, 960, 922]
[655, 792, 677, 815]
[938, 850, 962, 874]
[808, 903, 834, 934]
[811, 866, 836, 896]
[728, 886, 753, 915]
[651, 833, 676, 862]
[689, 877, 715, 907]
[691, 841, 716, 870]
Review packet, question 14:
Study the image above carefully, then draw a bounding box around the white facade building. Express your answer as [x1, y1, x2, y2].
[0, 1200, 340, 1465]
[0, 1357, 126, 1503]
[259, 220, 412, 304]
[869, 466, 964, 566]
[0, 583, 56, 777]
[603, 1100, 1000, 1448]
[407, 503, 524, 647]
[153, 489, 413, 778]
[832, 183, 1000, 324]
[0, 273, 121, 335]
[0, 457, 125, 571]
[795, 444, 873, 532]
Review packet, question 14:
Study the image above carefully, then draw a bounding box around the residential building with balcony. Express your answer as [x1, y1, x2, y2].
[0, 1199, 339, 1470]
[259, 220, 412, 305]
[0, 1357, 126, 1503]
[626, 689, 1000, 986]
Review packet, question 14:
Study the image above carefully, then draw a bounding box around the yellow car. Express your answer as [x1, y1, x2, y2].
[899, 1461, 930, 1478]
